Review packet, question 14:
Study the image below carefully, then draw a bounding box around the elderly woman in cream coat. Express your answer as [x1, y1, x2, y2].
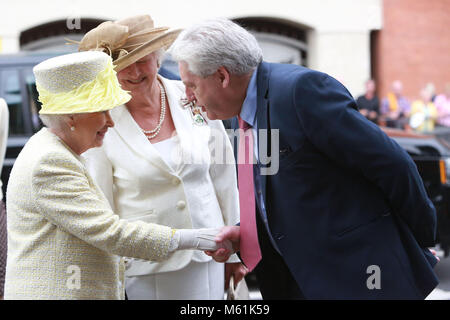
[4, 51, 228, 300]
[80, 15, 246, 300]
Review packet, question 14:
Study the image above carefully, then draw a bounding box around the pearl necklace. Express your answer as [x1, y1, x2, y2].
[140, 81, 166, 140]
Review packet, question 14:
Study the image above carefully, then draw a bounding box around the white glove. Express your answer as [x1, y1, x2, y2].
[169, 228, 233, 252]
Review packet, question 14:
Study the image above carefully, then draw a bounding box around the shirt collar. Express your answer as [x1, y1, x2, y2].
[239, 69, 258, 127]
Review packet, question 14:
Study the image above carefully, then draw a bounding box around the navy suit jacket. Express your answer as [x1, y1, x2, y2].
[232, 62, 439, 299]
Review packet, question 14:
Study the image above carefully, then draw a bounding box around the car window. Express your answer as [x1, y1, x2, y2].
[160, 54, 180, 79]
[24, 70, 43, 133]
[1, 69, 26, 135]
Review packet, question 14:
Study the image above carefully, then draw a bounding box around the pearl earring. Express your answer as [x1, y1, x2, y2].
[70, 126, 75, 131]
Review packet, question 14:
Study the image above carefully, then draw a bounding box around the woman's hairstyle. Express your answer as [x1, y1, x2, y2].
[155, 48, 165, 69]
[39, 114, 69, 130]
[170, 18, 263, 77]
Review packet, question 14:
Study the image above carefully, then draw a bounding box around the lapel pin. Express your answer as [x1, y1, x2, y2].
[180, 97, 207, 126]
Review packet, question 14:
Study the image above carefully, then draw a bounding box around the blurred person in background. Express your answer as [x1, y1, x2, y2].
[79, 15, 245, 300]
[4, 51, 229, 300]
[435, 83, 450, 128]
[356, 79, 380, 124]
[424, 83, 437, 103]
[380, 80, 411, 129]
[409, 86, 438, 133]
[0, 98, 8, 300]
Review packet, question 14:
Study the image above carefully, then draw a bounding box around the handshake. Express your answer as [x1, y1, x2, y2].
[174, 226, 247, 289]
[173, 226, 240, 262]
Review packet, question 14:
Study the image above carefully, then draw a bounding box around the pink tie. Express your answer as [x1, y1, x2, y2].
[238, 117, 262, 272]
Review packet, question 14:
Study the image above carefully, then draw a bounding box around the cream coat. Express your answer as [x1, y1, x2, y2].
[4, 128, 174, 299]
[83, 76, 240, 276]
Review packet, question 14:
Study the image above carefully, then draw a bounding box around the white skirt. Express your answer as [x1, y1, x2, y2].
[125, 260, 224, 300]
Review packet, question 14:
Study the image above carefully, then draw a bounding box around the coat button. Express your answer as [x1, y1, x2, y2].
[176, 200, 186, 210]
[172, 177, 180, 185]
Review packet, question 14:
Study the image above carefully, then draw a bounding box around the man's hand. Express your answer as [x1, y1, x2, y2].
[369, 111, 378, 119]
[359, 109, 369, 117]
[225, 263, 248, 290]
[205, 226, 241, 262]
[429, 248, 440, 262]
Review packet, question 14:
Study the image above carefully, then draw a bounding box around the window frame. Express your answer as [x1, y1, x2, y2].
[0, 66, 35, 136]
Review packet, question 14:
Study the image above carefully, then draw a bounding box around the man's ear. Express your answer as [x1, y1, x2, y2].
[216, 66, 231, 89]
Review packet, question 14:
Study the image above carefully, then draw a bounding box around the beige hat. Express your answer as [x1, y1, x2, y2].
[78, 15, 181, 72]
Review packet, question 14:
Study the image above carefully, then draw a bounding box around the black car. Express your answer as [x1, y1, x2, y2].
[0, 52, 53, 198]
[383, 127, 450, 256]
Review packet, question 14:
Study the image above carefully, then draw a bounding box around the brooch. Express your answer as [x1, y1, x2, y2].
[180, 98, 207, 126]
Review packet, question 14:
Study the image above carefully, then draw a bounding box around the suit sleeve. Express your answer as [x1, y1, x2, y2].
[31, 152, 173, 261]
[293, 71, 436, 247]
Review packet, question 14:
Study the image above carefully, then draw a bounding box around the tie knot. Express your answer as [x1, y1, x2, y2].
[238, 117, 252, 130]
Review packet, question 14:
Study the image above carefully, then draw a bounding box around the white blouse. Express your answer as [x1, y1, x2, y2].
[151, 135, 180, 173]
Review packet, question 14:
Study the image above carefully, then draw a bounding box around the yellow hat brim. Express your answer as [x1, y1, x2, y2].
[38, 58, 131, 114]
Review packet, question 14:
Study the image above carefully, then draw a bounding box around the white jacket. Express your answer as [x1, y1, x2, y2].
[83, 76, 240, 276]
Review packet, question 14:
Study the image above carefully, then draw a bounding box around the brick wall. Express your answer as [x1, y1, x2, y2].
[374, 0, 450, 102]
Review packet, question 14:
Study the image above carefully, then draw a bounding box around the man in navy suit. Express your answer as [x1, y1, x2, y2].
[170, 18, 439, 299]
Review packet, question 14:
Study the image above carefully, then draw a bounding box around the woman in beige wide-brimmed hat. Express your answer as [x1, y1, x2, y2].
[4, 51, 230, 300]
[79, 15, 247, 300]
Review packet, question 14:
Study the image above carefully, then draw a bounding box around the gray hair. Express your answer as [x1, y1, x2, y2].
[170, 18, 263, 77]
[39, 114, 70, 130]
[154, 48, 165, 69]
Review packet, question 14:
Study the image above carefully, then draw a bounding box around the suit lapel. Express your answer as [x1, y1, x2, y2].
[111, 105, 174, 173]
[233, 63, 271, 206]
[255, 62, 271, 204]
[161, 76, 212, 173]
[160, 76, 191, 174]
[231, 117, 239, 161]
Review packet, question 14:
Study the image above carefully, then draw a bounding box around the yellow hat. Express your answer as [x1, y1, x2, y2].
[34, 51, 131, 114]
